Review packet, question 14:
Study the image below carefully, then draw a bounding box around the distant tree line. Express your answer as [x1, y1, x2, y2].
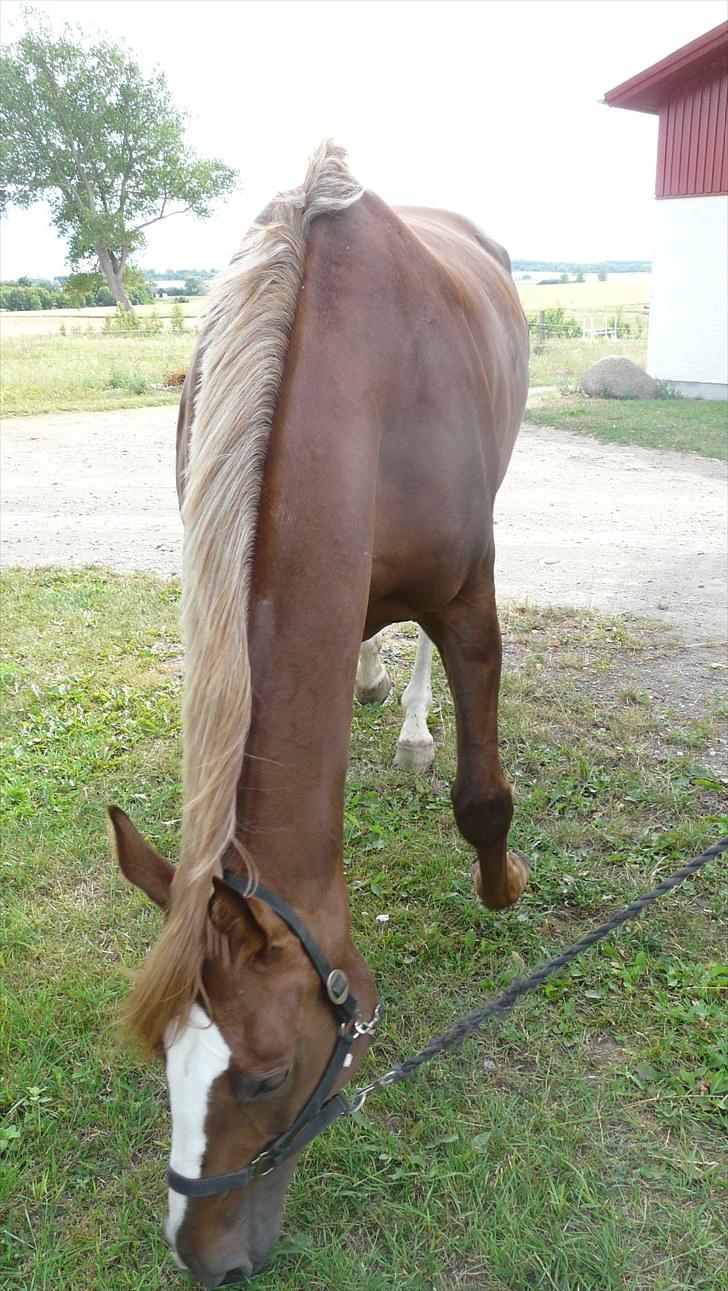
[0, 270, 152, 310]
[0, 266, 218, 310]
[143, 269, 216, 297]
[1, 277, 66, 310]
[512, 260, 651, 274]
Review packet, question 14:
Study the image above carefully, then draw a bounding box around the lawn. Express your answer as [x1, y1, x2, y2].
[1, 569, 726, 1290]
[525, 395, 728, 461]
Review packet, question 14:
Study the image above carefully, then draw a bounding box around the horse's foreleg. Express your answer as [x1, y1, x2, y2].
[394, 628, 435, 770]
[426, 573, 528, 910]
[355, 633, 392, 705]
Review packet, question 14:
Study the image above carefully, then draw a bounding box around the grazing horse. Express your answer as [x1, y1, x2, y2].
[109, 142, 529, 1285]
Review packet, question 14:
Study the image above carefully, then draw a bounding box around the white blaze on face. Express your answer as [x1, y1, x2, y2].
[164, 1002, 232, 1261]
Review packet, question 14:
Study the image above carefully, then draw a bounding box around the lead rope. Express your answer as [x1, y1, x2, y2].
[347, 836, 727, 1114]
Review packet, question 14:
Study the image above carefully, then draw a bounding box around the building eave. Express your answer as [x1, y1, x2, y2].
[604, 21, 728, 114]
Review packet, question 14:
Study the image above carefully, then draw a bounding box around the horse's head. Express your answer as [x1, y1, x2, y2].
[111, 808, 377, 1285]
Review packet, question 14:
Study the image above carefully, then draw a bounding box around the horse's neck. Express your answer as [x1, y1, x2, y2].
[234, 355, 380, 910]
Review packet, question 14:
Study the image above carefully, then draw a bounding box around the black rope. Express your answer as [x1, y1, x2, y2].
[348, 836, 727, 1107]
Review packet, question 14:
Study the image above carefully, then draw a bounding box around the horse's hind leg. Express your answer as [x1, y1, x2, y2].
[355, 633, 392, 705]
[394, 628, 435, 770]
[425, 569, 528, 910]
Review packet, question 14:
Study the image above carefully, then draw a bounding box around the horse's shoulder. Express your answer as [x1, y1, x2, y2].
[393, 206, 512, 274]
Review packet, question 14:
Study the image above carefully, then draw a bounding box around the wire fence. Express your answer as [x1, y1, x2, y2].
[526, 306, 649, 347]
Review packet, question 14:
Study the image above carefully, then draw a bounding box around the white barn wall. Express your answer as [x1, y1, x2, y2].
[647, 194, 728, 399]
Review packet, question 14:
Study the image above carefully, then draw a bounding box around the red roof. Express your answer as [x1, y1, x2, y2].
[604, 22, 728, 115]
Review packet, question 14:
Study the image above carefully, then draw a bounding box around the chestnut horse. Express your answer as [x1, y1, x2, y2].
[109, 142, 529, 1285]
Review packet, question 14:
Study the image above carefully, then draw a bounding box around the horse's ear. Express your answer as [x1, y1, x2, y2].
[208, 877, 267, 956]
[108, 805, 175, 910]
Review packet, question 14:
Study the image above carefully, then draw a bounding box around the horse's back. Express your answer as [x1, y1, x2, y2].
[388, 200, 528, 460]
[325, 193, 528, 475]
[305, 193, 528, 621]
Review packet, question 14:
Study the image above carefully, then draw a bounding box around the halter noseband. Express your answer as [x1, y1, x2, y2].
[166, 870, 380, 1199]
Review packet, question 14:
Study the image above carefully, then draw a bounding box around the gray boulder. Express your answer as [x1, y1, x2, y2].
[581, 356, 659, 399]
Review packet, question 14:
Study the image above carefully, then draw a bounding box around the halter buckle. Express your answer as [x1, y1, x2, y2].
[326, 968, 350, 1006]
[251, 1150, 275, 1179]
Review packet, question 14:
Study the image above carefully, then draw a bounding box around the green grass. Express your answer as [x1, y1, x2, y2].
[1, 570, 726, 1290]
[525, 394, 728, 460]
[0, 333, 196, 416]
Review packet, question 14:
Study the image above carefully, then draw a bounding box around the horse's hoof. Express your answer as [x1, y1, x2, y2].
[355, 674, 392, 706]
[472, 851, 530, 909]
[394, 737, 435, 771]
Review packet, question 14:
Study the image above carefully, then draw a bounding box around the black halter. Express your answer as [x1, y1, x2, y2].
[166, 869, 379, 1199]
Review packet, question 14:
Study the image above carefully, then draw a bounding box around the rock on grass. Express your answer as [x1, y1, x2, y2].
[581, 356, 659, 399]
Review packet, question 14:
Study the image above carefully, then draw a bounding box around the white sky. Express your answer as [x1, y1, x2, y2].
[1, 0, 725, 277]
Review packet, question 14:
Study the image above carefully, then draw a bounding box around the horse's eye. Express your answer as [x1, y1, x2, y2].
[230, 1066, 291, 1101]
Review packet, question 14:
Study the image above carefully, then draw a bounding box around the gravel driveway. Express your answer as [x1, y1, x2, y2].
[1, 406, 726, 645]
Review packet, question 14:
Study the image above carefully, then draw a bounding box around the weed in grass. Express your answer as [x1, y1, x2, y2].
[105, 369, 149, 395]
[1, 569, 726, 1290]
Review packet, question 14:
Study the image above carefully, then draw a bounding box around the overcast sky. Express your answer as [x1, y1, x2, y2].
[1, 0, 725, 277]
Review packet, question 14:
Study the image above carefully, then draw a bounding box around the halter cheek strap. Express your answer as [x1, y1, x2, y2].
[166, 871, 379, 1199]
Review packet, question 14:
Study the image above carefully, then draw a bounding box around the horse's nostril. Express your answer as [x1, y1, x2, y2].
[218, 1269, 248, 1287]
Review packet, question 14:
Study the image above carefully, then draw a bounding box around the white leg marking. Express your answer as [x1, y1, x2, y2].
[395, 629, 435, 770]
[355, 633, 392, 704]
[164, 1002, 232, 1259]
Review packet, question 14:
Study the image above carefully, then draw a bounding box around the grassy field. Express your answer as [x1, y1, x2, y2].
[0, 278, 654, 417]
[525, 395, 728, 461]
[0, 298, 207, 338]
[1, 332, 650, 418]
[516, 274, 651, 315]
[527, 338, 647, 390]
[2, 569, 726, 1291]
[0, 278, 650, 339]
[0, 274, 650, 337]
[0, 333, 195, 416]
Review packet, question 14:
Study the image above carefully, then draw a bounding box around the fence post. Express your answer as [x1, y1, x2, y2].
[538, 310, 545, 346]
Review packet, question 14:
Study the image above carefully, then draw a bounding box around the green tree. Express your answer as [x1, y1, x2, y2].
[184, 274, 205, 297]
[0, 11, 237, 309]
[64, 265, 152, 308]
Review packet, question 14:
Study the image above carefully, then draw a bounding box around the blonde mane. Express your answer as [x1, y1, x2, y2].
[124, 142, 363, 1047]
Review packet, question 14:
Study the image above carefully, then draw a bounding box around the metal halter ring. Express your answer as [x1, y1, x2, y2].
[354, 1001, 382, 1037]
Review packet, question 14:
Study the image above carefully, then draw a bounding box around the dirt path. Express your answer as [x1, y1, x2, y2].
[1, 405, 726, 646]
